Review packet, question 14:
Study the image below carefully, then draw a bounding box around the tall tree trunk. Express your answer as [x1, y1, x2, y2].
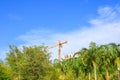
[93, 61, 97, 80]
[94, 65, 97, 80]
[89, 72, 91, 80]
[118, 70, 120, 80]
[105, 69, 109, 80]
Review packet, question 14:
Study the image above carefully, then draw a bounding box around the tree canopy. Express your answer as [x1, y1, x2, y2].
[0, 42, 120, 80]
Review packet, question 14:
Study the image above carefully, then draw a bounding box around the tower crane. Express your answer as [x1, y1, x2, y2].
[47, 40, 68, 62]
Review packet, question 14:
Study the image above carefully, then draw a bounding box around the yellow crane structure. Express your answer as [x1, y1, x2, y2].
[47, 40, 68, 62]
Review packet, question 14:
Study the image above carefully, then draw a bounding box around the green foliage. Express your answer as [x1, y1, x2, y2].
[0, 61, 12, 80]
[0, 42, 120, 80]
[57, 42, 120, 80]
[6, 45, 52, 80]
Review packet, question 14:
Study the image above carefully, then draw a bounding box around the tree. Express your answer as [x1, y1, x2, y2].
[6, 45, 52, 80]
[88, 42, 98, 80]
[1, 42, 120, 80]
[0, 60, 12, 80]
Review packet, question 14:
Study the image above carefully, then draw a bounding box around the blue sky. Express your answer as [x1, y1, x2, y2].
[0, 0, 120, 60]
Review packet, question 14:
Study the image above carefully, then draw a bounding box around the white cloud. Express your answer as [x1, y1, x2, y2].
[18, 6, 120, 60]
